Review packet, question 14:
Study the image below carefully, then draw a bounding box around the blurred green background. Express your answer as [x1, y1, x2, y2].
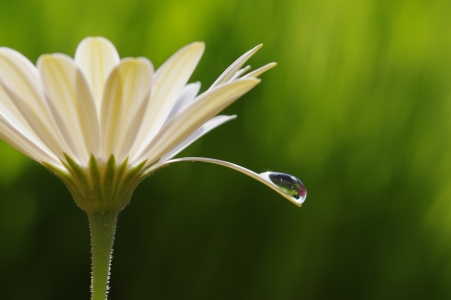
[1, 0, 451, 299]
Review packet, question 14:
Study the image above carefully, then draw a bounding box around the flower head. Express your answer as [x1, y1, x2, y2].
[0, 37, 304, 210]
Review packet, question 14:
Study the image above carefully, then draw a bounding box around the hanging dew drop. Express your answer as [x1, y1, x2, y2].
[260, 172, 307, 204]
[164, 157, 306, 206]
[268, 172, 306, 202]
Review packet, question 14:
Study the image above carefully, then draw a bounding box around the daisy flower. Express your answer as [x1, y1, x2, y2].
[0, 37, 306, 299]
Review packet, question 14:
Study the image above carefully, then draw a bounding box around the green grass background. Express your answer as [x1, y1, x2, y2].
[1, 0, 451, 299]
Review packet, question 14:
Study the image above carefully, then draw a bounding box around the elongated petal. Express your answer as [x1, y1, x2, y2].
[164, 82, 201, 123]
[209, 44, 262, 89]
[0, 115, 62, 168]
[133, 78, 260, 165]
[161, 157, 305, 206]
[0, 85, 60, 165]
[230, 66, 251, 81]
[100, 58, 153, 162]
[0, 82, 37, 140]
[132, 42, 205, 155]
[75, 37, 120, 112]
[0, 47, 72, 161]
[243, 62, 277, 78]
[38, 54, 100, 163]
[160, 115, 236, 162]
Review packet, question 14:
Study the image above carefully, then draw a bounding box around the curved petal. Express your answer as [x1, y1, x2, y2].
[242, 62, 277, 79]
[160, 115, 236, 162]
[0, 115, 62, 168]
[38, 54, 100, 163]
[133, 78, 260, 165]
[0, 82, 39, 142]
[74, 37, 120, 112]
[209, 44, 262, 90]
[0, 47, 72, 161]
[164, 82, 201, 123]
[100, 58, 153, 162]
[0, 85, 60, 166]
[131, 42, 205, 155]
[230, 66, 251, 81]
[156, 157, 305, 207]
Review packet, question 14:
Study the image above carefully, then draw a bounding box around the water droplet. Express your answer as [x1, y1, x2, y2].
[260, 172, 307, 204]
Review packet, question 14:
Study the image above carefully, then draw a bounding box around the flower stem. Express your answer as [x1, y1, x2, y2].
[88, 209, 118, 300]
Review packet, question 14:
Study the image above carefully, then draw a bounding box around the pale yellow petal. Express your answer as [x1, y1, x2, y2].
[74, 37, 120, 112]
[0, 85, 60, 165]
[209, 44, 262, 89]
[243, 62, 277, 78]
[159, 115, 236, 162]
[0, 82, 38, 141]
[133, 78, 260, 165]
[164, 82, 201, 123]
[0, 84, 61, 167]
[100, 58, 153, 162]
[230, 66, 251, 81]
[0, 116, 62, 167]
[38, 54, 100, 163]
[0, 47, 73, 161]
[131, 42, 205, 156]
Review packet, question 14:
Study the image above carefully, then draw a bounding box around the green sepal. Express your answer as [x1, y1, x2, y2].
[44, 155, 148, 214]
[102, 155, 117, 203]
[63, 153, 91, 194]
[89, 155, 103, 201]
[115, 160, 147, 208]
[115, 156, 129, 186]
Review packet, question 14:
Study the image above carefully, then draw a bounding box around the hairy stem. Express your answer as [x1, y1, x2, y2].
[88, 209, 118, 300]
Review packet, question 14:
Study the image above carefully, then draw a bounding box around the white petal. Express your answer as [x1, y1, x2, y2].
[0, 114, 61, 167]
[0, 117, 62, 168]
[0, 47, 72, 161]
[243, 62, 277, 78]
[38, 54, 100, 163]
[131, 42, 205, 155]
[229, 66, 251, 81]
[209, 44, 262, 90]
[160, 115, 236, 162]
[164, 82, 201, 124]
[0, 86, 60, 165]
[133, 78, 260, 165]
[100, 58, 153, 162]
[0, 82, 38, 141]
[160, 157, 304, 206]
[75, 37, 120, 113]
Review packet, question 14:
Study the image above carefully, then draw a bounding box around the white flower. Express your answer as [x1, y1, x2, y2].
[0, 37, 305, 209]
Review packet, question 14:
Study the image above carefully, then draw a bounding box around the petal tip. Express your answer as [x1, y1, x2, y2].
[192, 42, 206, 54]
[253, 44, 263, 51]
[78, 36, 113, 45]
[248, 77, 262, 84]
[118, 57, 154, 73]
[194, 41, 205, 48]
[75, 36, 119, 60]
[37, 53, 73, 68]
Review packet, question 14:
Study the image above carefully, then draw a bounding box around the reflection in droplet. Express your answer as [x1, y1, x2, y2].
[260, 172, 307, 205]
